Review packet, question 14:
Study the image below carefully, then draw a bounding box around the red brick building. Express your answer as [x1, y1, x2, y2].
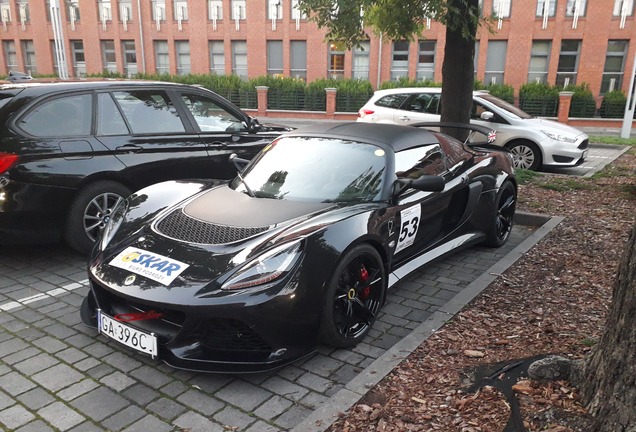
[1, 0, 635, 99]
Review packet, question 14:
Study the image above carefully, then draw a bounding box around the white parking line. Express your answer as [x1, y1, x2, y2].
[0, 280, 89, 312]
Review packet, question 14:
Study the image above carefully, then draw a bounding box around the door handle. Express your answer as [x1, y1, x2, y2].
[398, 116, 410, 122]
[209, 141, 228, 150]
[115, 145, 143, 153]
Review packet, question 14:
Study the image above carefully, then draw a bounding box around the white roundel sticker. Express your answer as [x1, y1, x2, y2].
[394, 205, 421, 254]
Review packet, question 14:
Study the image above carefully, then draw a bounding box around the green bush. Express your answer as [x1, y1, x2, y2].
[564, 82, 596, 118]
[599, 90, 627, 118]
[519, 82, 559, 116]
[484, 83, 515, 104]
[379, 77, 439, 89]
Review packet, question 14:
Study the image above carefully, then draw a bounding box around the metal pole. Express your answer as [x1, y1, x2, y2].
[621, 51, 636, 138]
[376, 34, 383, 89]
[137, 0, 146, 73]
[50, 0, 68, 79]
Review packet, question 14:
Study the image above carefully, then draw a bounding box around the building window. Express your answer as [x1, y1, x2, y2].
[174, 0, 187, 21]
[98, 0, 112, 22]
[290, 40, 306, 80]
[175, 40, 190, 75]
[119, 0, 132, 22]
[102, 40, 117, 73]
[3, 40, 17, 72]
[232, 40, 247, 79]
[0, 0, 11, 24]
[528, 40, 551, 84]
[209, 0, 222, 20]
[536, 0, 556, 16]
[352, 41, 370, 80]
[155, 40, 169, 74]
[601, 40, 628, 93]
[267, 0, 282, 20]
[614, 0, 634, 16]
[474, 40, 480, 75]
[417, 40, 436, 81]
[122, 40, 137, 77]
[267, 40, 283, 76]
[231, 0, 246, 19]
[291, 0, 306, 19]
[18, 1, 29, 24]
[152, 0, 165, 21]
[71, 40, 86, 76]
[492, 0, 511, 18]
[556, 40, 580, 86]
[328, 41, 345, 80]
[484, 40, 507, 85]
[21, 40, 36, 75]
[66, 0, 79, 22]
[209, 40, 225, 75]
[565, 0, 586, 16]
[391, 40, 409, 80]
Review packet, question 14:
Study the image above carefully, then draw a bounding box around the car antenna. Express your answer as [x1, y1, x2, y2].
[229, 153, 255, 197]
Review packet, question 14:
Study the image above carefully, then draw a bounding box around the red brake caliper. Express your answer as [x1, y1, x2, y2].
[359, 264, 370, 299]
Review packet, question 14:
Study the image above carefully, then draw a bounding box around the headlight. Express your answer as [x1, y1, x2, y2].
[98, 200, 128, 251]
[541, 130, 578, 144]
[222, 241, 303, 290]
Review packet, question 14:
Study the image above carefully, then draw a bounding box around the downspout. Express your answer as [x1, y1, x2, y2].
[137, 0, 146, 73]
[376, 33, 383, 89]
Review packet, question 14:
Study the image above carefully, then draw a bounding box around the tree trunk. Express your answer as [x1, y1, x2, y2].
[579, 221, 636, 432]
[440, 0, 478, 140]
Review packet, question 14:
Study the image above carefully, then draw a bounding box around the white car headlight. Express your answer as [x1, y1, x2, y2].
[98, 200, 128, 251]
[222, 241, 303, 290]
[541, 130, 578, 144]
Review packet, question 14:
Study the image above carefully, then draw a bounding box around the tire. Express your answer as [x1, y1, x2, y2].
[506, 141, 542, 171]
[483, 181, 517, 248]
[64, 180, 130, 254]
[80, 291, 98, 328]
[320, 244, 386, 348]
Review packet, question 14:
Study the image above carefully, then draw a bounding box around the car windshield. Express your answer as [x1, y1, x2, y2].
[233, 136, 386, 203]
[478, 94, 532, 119]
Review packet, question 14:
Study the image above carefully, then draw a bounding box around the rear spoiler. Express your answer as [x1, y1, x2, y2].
[409, 122, 497, 147]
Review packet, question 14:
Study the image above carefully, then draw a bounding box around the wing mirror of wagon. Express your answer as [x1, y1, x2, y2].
[229, 153, 250, 172]
[393, 175, 446, 197]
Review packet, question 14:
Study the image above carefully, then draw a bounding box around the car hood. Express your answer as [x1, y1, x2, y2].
[89, 185, 364, 305]
[522, 117, 588, 138]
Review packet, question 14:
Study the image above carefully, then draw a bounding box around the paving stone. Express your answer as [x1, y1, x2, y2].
[15, 326, 47, 342]
[213, 406, 256, 430]
[299, 391, 330, 410]
[83, 341, 115, 358]
[14, 352, 59, 375]
[147, 397, 186, 421]
[216, 380, 272, 411]
[275, 365, 305, 381]
[351, 343, 385, 359]
[129, 365, 173, 389]
[159, 381, 188, 398]
[64, 333, 95, 349]
[0, 338, 30, 356]
[100, 351, 142, 373]
[42, 323, 77, 340]
[122, 383, 160, 406]
[244, 420, 282, 432]
[301, 354, 345, 378]
[100, 371, 137, 392]
[331, 363, 365, 385]
[272, 404, 313, 430]
[70, 387, 129, 422]
[32, 335, 68, 353]
[173, 411, 225, 432]
[176, 389, 224, 416]
[296, 372, 333, 394]
[188, 374, 233, 394]
[32, 363, 84, 392]
[86, 363, 116, 380]
[56, 347, 88, 364]
[0, 404, 35, 429]
[253, 395, 294, 420]
[3, 347, 42, 365]
[121, 414, 173, 432]
[0, 391, 13, 411]
[405, 309, 432, 322]
[16, 387, 56, 411]
[0, 372, 36, 396]
[261, 376, 309, 401]
[101, 405, 146, 432]
[38, 401, 85, 431]
[15, 419, 57, 432]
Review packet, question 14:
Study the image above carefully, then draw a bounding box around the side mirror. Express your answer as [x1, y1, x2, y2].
[394, 175, 445, 197]
[248, 117, 262, 132]
[480, 111, 494, 121]
[229, 153, 250, 172]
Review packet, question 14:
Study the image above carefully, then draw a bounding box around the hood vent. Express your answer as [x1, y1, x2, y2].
[156, 208, 269, 245]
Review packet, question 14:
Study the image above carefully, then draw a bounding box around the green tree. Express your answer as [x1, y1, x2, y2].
[297, 0, 481, 135]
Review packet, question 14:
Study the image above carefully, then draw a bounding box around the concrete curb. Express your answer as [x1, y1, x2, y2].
[291, 212, 563, 432]
[583, 145, 631, 178]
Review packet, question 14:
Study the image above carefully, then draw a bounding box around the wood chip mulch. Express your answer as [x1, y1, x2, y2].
[326, 151, 636, 432]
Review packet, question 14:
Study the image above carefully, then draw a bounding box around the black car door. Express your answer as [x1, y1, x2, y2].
[94, 88, 211, 189]
[175, 89, 278, 179]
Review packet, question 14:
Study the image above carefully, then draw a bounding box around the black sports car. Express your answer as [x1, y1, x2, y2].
[81, 122, 517, 373]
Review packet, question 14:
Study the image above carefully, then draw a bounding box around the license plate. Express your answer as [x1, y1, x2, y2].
[98, 310, 158, 358]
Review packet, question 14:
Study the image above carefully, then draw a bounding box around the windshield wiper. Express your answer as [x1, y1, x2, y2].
[229, 153, 255, 198]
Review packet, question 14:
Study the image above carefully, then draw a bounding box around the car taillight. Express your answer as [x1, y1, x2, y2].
[0, 153, 18, 175]
[358, 108, 375, 118]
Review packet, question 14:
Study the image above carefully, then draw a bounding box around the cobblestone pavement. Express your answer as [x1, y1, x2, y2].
[0, 223, 538, 432]
[544, 144, 630, 177]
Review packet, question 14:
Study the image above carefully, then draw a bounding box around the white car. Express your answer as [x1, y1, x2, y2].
[357, 87, 589, 170]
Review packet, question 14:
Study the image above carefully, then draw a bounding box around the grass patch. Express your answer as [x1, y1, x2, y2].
[581, 338, 597, 347]
[591, 163, 635, 179]
[589, 135, 636, 146]
[621, 184, 636, 199]
[515, 169, 542, 185]
[539, 179, 593, 192]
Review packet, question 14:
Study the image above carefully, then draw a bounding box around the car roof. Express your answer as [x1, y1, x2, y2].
[0, 79, 196, 93]
[283, 122, 440, 152]
[372, 87, 488, 97]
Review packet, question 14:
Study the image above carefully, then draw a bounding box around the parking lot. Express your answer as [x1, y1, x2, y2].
[0, 131, 628, 431]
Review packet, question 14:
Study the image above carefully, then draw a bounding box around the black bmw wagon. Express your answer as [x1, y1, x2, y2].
[0, 80, 288, 253]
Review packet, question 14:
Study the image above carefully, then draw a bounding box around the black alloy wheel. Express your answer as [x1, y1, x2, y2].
[320, 244, 386, 348]
[484, 180, 517, 247]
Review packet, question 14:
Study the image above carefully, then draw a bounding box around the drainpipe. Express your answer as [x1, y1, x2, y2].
[376, 33, 383, 89]
[137, 0, 146, 73]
